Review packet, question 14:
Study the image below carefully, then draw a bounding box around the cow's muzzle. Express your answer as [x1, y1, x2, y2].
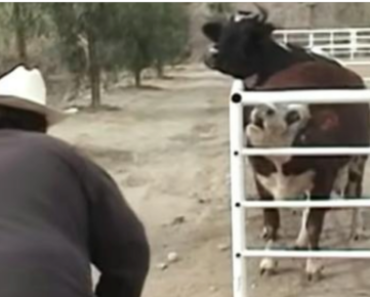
[203, 46, 218, 69]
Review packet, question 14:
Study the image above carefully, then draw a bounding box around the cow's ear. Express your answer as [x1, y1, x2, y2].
[202, 22, 222, 42]
[315, 110, 339, 131]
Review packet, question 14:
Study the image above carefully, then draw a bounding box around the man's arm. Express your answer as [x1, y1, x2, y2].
[80, 159, 150, 297]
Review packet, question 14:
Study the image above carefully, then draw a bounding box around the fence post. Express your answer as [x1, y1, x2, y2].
[230, 81, 247, 297]
[309, 32, 314, 48]
[283, 32, 288, 44]
[329, 31, 334, 56]
[350, 29, 357, 60]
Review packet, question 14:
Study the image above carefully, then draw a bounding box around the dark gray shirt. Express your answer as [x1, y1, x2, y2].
[0, 130, 150, 297]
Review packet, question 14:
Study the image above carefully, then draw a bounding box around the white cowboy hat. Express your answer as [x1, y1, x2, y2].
[0, 65, 67, 126]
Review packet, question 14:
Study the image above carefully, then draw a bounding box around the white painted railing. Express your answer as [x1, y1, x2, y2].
[274, 28, 370, 61]
[242, 249, 370, 259]
[229, 79, 370, 297]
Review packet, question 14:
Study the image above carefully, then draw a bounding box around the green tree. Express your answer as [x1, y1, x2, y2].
[45, 3, 190, 106]
[151, 3, 190, 78]
[106, 3, 189, 86]
[207, 3, 233, 20]
[46, 3, 114, 109]
[0, 3, 47, 63]
[111, 3, 157, 87]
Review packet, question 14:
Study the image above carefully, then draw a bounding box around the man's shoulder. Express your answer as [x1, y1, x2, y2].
[12, 131, 77, 154]
[1, 130, 91, 167]
[6, 130, 114, 179]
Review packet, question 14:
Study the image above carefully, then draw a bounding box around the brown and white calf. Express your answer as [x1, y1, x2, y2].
[246, 92, 368, 279]
[245, 61, 370, 279]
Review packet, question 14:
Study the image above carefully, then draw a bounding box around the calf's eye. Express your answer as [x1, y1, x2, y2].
[285, 110, 300, 125]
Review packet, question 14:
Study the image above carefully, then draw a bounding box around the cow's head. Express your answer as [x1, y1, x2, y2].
[202, 5, 275, 79]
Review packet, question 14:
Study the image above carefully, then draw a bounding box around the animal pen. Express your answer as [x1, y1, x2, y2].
[229, 80, 370, 297]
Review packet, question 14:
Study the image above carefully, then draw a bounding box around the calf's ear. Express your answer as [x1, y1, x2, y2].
[202, 22, 222, 42]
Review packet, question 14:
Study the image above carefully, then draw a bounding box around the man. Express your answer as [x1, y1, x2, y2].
[0, 64, 150, 297]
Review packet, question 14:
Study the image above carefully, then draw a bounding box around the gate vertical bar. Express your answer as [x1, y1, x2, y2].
[229, 81, 247, 297]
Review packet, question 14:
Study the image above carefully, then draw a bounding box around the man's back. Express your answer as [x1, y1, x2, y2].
[0, 130, 149, 297]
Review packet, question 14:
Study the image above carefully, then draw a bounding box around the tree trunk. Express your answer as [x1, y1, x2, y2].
[13, 3, 27, 63]
[111, 69, 119, 84]
[134, 69, 142, 88]
[156, 62, 164, 78]
[87, 32, 101, 109]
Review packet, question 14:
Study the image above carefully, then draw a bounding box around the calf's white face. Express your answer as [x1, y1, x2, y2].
[247, 103, 310, 148]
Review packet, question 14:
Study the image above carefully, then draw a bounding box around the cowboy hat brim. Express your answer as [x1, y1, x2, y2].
[0, 95, 67, 126]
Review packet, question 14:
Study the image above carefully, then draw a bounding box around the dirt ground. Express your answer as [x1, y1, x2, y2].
[50, 64, 370, 297]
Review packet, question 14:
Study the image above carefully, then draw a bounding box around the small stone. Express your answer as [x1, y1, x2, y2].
[167, 252, 179, 263]
[209, 286, 217, 292]
[198, 197, 212, 204]
[171, 216, 185, 225]
[217, 243, 230, 251]
[156, 263, 168, 270]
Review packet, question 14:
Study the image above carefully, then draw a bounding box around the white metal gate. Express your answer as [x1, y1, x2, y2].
[229, 80, 370, 297]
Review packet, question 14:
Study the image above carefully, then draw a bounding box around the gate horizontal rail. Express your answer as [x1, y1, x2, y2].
[242, 250, 370, 259]
[241, 147, 370, 156]
[240, 200, 370, 208]
[232, 89, 370, 105]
